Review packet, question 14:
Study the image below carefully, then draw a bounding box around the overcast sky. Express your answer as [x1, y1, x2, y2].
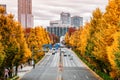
[0, 0, 108, 27]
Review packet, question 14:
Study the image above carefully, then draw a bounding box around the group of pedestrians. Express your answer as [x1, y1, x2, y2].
[3, 64, 24, 80]
[3, 60, 35, 80]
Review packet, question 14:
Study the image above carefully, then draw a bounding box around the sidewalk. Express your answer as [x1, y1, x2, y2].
[17, 56, 45, 79]
[17, 65, 33, 78]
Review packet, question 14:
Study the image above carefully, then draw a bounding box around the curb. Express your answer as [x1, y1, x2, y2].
[69, 48, 103, 80]
[10, 76, 19, 80]
[36, 56, 45, 66]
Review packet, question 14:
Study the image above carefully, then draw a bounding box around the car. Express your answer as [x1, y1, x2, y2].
[61, 51, 65, 53]
[70, 56, 73, 60]
[52, 48, 56, 55]
[64, 54, 67, 56]
[68, 54, 71, 56]
[52, 48, 56, 51]
[52, 52, 55, 55]
[61, 49, 65, 53]
[45, 53, 51, 56]
[52, 50, 56, 55]
[63, 53, 67, 56]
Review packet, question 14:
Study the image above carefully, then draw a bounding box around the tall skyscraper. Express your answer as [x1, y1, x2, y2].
[18, 0, 33, 28]
[60, 12, 71, 26]
[0, 4, 6, 14]
[71, 16, 83, 27]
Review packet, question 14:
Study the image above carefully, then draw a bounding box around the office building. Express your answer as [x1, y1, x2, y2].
[47, 12, 83, 38]
[47, 19, 69, 38]
[18, 0, 33, 28]
[71, 16, 83, 27]
[50, 20, 62, 27]
[60, 12, 71, 26]
[47, 26, 68, 37]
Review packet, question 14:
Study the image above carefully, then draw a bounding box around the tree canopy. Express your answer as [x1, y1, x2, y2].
[65, 0, 120, 79]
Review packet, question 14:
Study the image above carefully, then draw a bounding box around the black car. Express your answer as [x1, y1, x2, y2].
[52, 52, 55, 55]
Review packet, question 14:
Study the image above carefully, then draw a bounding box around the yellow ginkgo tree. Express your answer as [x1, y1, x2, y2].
[27, 27, 51, 62]
[0, 6, 31, 76]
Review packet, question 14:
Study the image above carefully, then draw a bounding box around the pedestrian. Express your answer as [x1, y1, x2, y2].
[4, 68, 9, 79]
[31, 60, 34, 66]
[33, 63, 35, 69]
[28, 60, 30, 66]
[21, 64, 23, 70]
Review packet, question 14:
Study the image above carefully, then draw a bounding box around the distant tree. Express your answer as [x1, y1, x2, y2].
[65, 32, 70, 45]
[68, 27, 76, 36]
[27, 27, 51, 61]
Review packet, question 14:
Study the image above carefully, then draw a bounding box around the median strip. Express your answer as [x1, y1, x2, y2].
[57, 49, 63, 80]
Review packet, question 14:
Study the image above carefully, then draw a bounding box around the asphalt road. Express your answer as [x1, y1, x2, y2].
[21, 48, 101, 80]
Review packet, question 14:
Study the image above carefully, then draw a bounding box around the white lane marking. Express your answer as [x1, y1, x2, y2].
[71, 59, 76, 67]
[39, 56, 49, 67]
[65, 57, 68, 67]
[85, 75, 89, 79]
[74, 75, 76, 79]
[63, 57, 66, 67]
[52, 53, 57, 67]
[56, 53, 60, 67]
[63, 57, 65, 67]
[51, 52, 58, 67]
[63, 55, 65, 67]
[67, 56, 72, 67]
[69, 58, 73, 67]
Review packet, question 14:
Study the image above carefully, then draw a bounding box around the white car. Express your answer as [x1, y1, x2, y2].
[70, 56, 73, 60]
[52, 48, 56, 55]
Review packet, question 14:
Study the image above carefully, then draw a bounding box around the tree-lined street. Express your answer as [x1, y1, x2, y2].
[21, 48, 100, 80]
[1, 0, 120, 80]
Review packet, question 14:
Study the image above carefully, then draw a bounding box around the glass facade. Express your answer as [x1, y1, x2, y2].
[47, 27, 68, 37]
[71, 16, 83, 27]
[60, 12, 71, 25]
